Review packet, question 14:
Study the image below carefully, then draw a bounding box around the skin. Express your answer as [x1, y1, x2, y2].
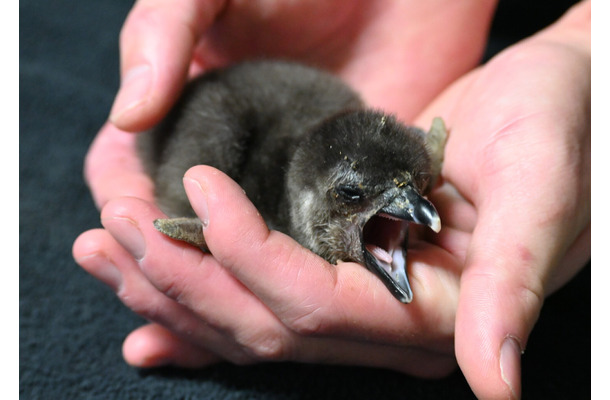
[72, 1, 590, 399]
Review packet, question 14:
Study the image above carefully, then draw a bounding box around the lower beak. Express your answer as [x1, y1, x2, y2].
[363, 244, 413, 303]
[362, 185, 440, 304]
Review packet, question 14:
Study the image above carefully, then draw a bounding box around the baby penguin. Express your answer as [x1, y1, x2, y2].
[138, 61, 447, 303]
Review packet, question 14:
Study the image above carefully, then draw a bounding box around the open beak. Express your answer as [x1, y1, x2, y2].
[362, 185, 440, 303]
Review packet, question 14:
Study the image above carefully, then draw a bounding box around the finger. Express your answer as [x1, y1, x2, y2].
[109, 0, 227, 131]
[454, 123, 590, 400]
[98, 196, 297, 364]
[428, 182, 477, 234]
[73, 229, 124, 290]
[73, 224, 252, 364]
[123, 323, 457, 377]
[182, 165, 460, 345]
[125, 322, 458, 377]
[84, 123, 155, 209]
[424, 182, 477, 263]
[123, 323, 222, 368]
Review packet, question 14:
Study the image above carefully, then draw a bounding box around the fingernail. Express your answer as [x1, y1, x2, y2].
[183, 177, 209, 228]
[109, 64, 152, 122]
[76, 254, 123, 292]
[500, 336, 523, 399]
[102, 216, 146, 260]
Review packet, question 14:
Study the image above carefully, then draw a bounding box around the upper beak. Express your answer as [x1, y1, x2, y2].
[362, 185, 440, 303]
[380, 185, 441, 233]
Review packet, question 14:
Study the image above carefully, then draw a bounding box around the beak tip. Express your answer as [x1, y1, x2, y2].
[398, 291, 413, 304]
[430, 218, 441, 233]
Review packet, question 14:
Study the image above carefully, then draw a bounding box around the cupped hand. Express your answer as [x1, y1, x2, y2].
[88, 0, 496, 210]
[74, 164, 466, 377]
[108, 0, 495, 132]
[415, 2, 590, 398]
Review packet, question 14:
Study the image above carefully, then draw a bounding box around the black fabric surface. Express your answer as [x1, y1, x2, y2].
[20, 0, 589, 398]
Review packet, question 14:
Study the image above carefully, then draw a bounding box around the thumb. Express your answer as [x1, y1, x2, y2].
[454, 175, 585, 399]
[455, 217, 543, 400]
[452, 114, 589, 398]
[109, 0, 226, 132]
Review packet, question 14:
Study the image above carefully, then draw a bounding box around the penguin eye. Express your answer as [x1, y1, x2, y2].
[335, 185, 365, 203]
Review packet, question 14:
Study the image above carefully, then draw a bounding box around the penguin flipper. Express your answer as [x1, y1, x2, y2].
[153, 217, 208, 251]
[426, 117, 448, 190]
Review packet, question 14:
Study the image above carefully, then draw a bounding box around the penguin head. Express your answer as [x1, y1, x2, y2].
[286, 110, 441, 303]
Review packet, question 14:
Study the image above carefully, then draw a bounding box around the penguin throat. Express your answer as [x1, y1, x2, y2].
[362, 214, 408, 275]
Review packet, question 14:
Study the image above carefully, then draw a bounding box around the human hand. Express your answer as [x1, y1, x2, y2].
[414, 2, 590, 398]
[74, 165, 466, 376]
[107, 0, 496, 132]
[87, 0, 496, 210]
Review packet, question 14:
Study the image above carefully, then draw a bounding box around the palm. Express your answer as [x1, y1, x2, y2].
[420, 38, 590, 283]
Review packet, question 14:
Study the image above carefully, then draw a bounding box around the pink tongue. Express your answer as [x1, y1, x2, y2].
[365, 244, 393, 265]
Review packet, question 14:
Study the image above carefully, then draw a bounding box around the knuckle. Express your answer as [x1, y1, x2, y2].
[117, 288, 164, 321]
[228, 356, 253, 366]
[517, 273, 545, 312]
[283, 307, 327, 336]
[223, 350, 256, 367]
[236, 329, 290, 362]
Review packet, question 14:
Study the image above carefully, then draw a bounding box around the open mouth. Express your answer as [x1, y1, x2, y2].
[359, 185, 440, 303]
[362, 213, 412, 303]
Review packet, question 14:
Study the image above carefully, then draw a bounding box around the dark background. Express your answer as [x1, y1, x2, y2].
[20, 0, 589, 398]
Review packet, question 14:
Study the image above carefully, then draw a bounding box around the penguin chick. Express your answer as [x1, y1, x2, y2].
[138, 61, 447, 303]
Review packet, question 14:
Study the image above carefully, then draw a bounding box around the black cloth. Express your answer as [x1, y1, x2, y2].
[20, 0, 589, 398]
